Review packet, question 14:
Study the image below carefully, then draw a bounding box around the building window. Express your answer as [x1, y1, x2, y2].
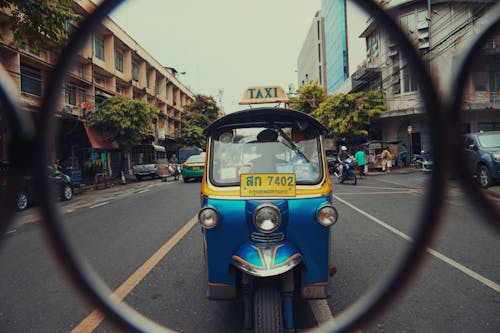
[20, 63, 42, 96]
[132, 63, 139, 81]
[146, 70, 150, 88]
[400, 12, 416, 35]
[367, 34, 379, 59]
[318, 65, 322, 85]
[65, 84, 76, 105]
[318, 43, 321, 62]
[392, 60, 401, 95]
[81, 64, 85, 79]
[403, 64, 418, 93]
[94, 76, 104, 85]
[115, 50, 123, 72]
[93, 36, 105, 60]
[317, 20, 320, 40]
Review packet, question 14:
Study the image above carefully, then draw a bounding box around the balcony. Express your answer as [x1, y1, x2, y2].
[464, 90, 500, 109]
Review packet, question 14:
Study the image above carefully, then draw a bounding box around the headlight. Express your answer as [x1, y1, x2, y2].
[254, 203, 281, 233]
[198, 207, 219, 229]
[493, 153, 500, 161]
[316, 205, 338, 227]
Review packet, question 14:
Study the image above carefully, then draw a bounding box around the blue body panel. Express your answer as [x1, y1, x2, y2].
[203, 195, 331, 291]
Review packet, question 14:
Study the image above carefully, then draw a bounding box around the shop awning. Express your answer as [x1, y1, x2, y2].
[83, 122, 119, 150]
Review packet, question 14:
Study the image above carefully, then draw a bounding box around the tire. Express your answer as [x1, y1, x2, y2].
[161, 177, 167, 182]
[254, 283, 283, 333]
[183, 177, 189, 183]
[61, 184, 73, 201]
[16, 191, 29, 211]
[351, 173, 357, 185]
[477, 165, 491, 188]
[135, 175, 142, 181]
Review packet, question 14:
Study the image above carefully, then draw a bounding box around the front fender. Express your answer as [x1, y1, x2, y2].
[231, 241, 303, 277]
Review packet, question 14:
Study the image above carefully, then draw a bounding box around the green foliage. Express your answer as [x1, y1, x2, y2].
[0, 0, 78, 49]
[290, 80, 326, 114]
[180, 94, 219, 149]
[312, 89, 386, 143]
[88, 96, 160, 151]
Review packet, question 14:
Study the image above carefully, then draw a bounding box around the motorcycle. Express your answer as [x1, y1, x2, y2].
[160, 163, 180, 182]
[199, 107, 339, 332]
[330, 158, 357, 185]
[412, 151, 433, 172]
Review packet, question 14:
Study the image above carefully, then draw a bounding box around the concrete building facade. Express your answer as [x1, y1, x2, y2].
[342, 0, 499, 158]
[0, 0, 194, 178]
[297, 11, 327, 90]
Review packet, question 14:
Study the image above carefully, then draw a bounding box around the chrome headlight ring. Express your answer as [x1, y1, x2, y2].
[253, 203, 281, 234]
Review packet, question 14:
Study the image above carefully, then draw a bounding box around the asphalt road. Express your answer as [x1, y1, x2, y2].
[0, 171, 498, 332]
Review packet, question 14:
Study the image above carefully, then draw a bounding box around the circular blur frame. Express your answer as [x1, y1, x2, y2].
[0, 0, 497, 332]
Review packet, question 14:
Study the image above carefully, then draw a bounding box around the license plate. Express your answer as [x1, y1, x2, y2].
[240, 173, 296, 197]
[192, 166, 200, 170]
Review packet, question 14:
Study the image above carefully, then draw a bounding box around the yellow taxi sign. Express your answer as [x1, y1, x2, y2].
[239, 86, 290, 105]
[240, 173, 296, 197]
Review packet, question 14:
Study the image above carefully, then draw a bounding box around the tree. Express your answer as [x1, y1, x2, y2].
[179, 94, 220, 149]
[312, 90, 386, 144]
[87, 96, 160, 152]
[290, 80, 326, 114]
[0, 0, 78, 49]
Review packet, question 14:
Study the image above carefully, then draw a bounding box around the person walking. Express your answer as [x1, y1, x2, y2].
[354, 148, 367, 179]
[381, 147, 393, 173]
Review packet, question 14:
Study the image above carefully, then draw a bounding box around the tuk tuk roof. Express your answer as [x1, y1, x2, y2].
[204, 107, 327, 136]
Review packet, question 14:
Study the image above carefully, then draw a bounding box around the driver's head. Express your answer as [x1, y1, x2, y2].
[257, 129, 278, 143]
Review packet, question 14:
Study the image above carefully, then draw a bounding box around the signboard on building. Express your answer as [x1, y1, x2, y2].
[239, 86, 290, 105]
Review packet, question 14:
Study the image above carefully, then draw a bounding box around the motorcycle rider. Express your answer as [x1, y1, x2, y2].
[337, 146, 353, 178]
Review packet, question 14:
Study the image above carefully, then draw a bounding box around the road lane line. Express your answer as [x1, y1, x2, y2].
[71, 215, 198, 333]
[333, 194, 500, 293]
[88, 201, 110, 209]
[333, 190, 418, 195]
[135, 189, 151, 194]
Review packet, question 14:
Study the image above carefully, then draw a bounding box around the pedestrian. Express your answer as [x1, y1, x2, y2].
[354, 148, 367, 179]
[400, 144, 408, 167]
[381, 147, 393, 173]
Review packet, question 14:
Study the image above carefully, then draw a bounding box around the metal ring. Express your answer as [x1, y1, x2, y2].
[0, 0, 497, 332]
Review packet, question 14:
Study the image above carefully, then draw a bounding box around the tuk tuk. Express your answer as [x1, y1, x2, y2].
[199, 107, 339, 332]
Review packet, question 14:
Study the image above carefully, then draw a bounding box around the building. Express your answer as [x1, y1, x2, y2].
[297, 11, 327, 90]
[322, 0, 349, 94]
[342, 0, 499, 157]
[0, 0, 194, 179]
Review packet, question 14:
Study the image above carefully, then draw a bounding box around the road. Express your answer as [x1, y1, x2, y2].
[0, 171, 498, 332]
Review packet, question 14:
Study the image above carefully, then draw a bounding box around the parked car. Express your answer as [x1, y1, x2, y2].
[463, 131, 500, 188]
[181, 154, 205, 182]
[0, 161, 74, 211]
[131, 144, 168, 180]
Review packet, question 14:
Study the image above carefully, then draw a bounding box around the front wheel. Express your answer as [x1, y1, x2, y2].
[351, 173, 357, 185]
[61, 184, 73, 201]
[254, 283, 283, 333]
[16, 191, 29, 211]
[478, 165, 491, 188]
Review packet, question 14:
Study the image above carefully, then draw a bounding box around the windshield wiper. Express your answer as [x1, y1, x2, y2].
[274, 127, 310, 163]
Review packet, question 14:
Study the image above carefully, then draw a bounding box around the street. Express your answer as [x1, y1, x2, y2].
[0, 170, 499, 332]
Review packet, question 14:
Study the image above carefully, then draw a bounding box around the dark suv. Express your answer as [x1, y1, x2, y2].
[463, 131, 500, 188]
[0, 161, 74, 211]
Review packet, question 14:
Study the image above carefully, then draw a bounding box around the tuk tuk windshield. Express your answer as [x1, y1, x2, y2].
[210, 126, 323, 186]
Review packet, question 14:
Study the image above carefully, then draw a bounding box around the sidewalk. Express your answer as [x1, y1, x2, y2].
[74, 175, 138, 195]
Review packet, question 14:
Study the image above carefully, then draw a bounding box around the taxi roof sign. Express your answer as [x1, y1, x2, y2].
[239, 86, 290, 105]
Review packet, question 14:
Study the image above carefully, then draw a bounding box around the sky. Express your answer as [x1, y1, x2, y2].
[108, 0, 368, 113]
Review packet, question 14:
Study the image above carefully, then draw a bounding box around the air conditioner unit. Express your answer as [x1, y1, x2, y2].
[64, 104, 73, 113]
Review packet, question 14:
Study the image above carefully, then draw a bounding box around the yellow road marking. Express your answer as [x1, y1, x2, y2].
[71, 216, 198, 333]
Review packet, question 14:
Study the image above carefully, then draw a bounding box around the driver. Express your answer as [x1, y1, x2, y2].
[249, 129, 286, 173]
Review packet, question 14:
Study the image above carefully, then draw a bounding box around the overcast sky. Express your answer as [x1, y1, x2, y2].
[109, 0, 368, 113]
